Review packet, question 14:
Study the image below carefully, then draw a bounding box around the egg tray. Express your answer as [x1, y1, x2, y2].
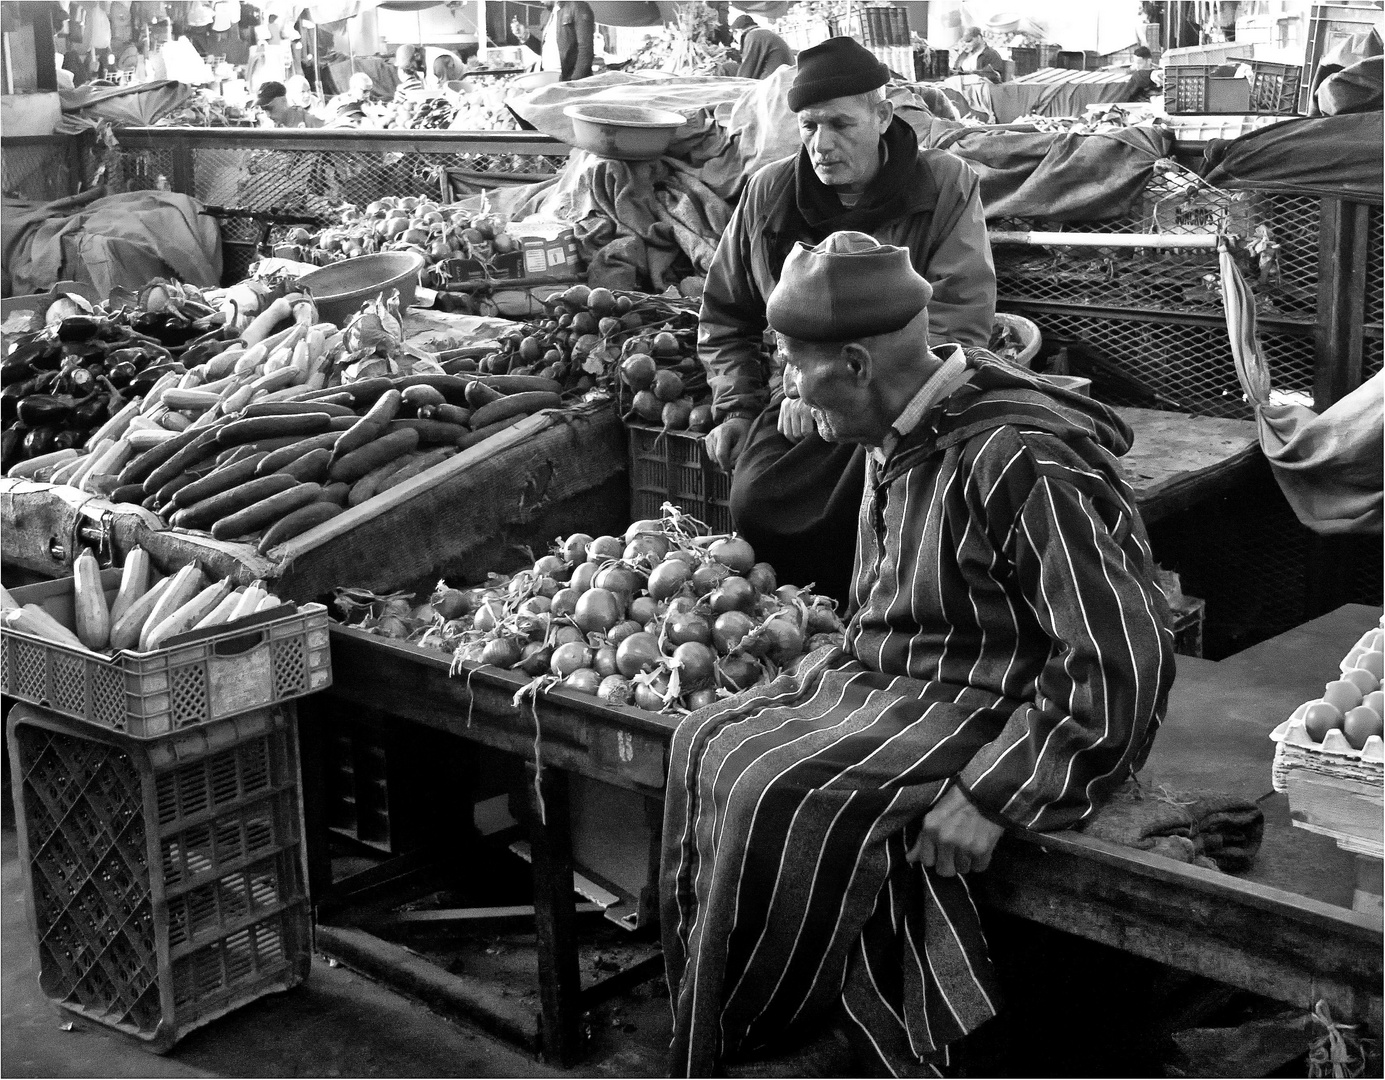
[1269, 619, 1385, 781]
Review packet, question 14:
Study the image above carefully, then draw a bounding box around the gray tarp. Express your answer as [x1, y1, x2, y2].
[3, 189, 221, 299]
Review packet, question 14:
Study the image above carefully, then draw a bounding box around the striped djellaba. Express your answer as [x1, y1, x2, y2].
[661, 354, 1176, 1077]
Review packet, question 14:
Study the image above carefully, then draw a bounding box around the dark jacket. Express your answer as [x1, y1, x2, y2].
[555, 1, 594, 81]
[737, 26, 794, 80]
[699, 117, 996, 420]
[953, 43, 1006, 83]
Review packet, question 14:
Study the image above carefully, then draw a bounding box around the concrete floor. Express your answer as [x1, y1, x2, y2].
[1, 827, 568, 1079]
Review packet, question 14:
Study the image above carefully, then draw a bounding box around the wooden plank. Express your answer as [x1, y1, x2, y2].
[326, 626, 678, 794]
[375, 903, 605, 925]
[976, 830, 1383, 1029]
[1314, 196, 1368, 411]
[271, 399, 629, 602]
[112, 126, 567, 157]
[315, 924, 540, 1050]
[1113, 407, 1260, 524]
[527, 767, 582, 1066]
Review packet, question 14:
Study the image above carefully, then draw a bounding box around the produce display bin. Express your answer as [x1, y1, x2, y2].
[0, 568, 331, 738]
[6, 702, 311, 1053]
[627, 424, 733, 535]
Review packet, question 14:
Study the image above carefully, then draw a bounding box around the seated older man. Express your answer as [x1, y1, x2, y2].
[661, 232, 1175, 1077]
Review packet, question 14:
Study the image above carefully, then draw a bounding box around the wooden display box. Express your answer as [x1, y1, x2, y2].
[0, 399, 629, 604]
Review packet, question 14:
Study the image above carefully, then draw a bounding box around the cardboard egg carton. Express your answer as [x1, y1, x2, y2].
[1270, 615, 1385, 768]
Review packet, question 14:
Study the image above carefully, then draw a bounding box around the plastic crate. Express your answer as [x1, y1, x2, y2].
[0, 568, 332, 738]
[6, 702, 310, 1052]
[627, 423, 733, 535]
[1165, 113, 1288, 142]
[1166, 58, 1302, 114]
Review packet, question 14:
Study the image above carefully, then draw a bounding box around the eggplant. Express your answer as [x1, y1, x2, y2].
[52, 429, 84, 451]
[31, 370, 61, 394]
[129, 362, 184, 396]
[22, 425, 57, 457]
[57, 365, 97, 397]
[72, 395, 108, 429]
[106, 360, 138, 388]
[179, 335, 235, 366]
[16, 393, 77, 426]
[2, 425, 25, 471]
[2, 381, 38, 423]
[56, 315, 102, 342]
[130, 311, 171, 338]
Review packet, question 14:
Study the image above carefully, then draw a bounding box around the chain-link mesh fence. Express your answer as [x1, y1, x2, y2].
[1012, 308, 1316, 419]
[993, 176, 1321, 322]
[108, 139, 566, 217]
[1, 135, 98, 202]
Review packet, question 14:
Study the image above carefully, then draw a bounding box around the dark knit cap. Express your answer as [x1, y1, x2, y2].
[256, 81, 287, 107]
[767, 231, 932, 343]
[788, 36, 891, 111]
[730, 14, 756, 30]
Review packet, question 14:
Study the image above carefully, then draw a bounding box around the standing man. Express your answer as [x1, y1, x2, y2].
[951, 26, 1006, 82]
[664, 232, 1174, 1077]
[730, 13, 795, 80]
[554, 0, 595, 81]
[700, 36, 995, 601]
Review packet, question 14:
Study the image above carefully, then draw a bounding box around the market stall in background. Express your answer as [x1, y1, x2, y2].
[0, 0, 1382, 1076]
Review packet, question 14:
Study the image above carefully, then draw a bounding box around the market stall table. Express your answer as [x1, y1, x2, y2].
[303, 604, 1383, 1065]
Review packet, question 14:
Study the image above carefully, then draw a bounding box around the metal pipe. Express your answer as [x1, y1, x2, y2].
[988, 230, 1222, 250]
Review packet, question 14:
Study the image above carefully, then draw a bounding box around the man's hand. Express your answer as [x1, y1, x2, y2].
[777, 397, 816, 443]
[706, 417, 753, 472]
[908, 784, 1005, 876]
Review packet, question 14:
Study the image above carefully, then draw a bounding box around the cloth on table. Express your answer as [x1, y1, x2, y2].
[2, 190, 222, 300]
[920, 121, 1174, 222]
[1202, 114, 1383, 201]
[1075, 779, 1265, 871]
[1316, 56, 1385, 115]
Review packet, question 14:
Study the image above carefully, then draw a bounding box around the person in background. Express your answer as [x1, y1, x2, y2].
[554, 0, 594, 81]
[700, 36, 995, 602]
[1120, 45, 1161, 100]
[326, 71, 376, 124]
[951, 25, 1005, 83]
[432, 51, 466, 88]
[510, 15, 544, 68]
[257, 79, 324, 126]
[730, 13, 794, 80]
[667, 230, 1174, 1077]
[393, 43, 426, 100]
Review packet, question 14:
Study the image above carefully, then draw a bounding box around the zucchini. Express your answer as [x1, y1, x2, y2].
[215, 412, 331, 448]
[108, 547, 152, 629]
[330, 389, 403, 463]
[469, 391, 562, 429]
[137, 564, 205, 652]
[170, 453, 270, 509]
[171, 473, 297, 532]
[145, 578, 235, 650]
[73, 549, 110, 651]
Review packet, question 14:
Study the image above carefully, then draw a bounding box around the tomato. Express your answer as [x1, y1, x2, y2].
[564, 668, 603, 695]
[518, 642, 552, 676]
[550, 588, 581, 617]
[597, 674, 633, 706]
[620, 353, 657, 392]
[710, 576, 756, 615]
[594, 644, 619, 678]
[624, 533, 672, 565]
[666, 610, 713, 647]
[549, 624, 585, 648]
[561, 533, 593, 564]
[533, 554, 570, 581]
[628, 595, 659, 625]
[608, 619, 644, 646]
[747, 562, 777, 595]
[691, 562, 731, 597]
[716, 653, 761, 692]
[588, 535, 626, 561]
[569, 561, 600, 593]
[481, 637, 521, 669]
[686, 688, 720, 711]
[712, 610, 756, 655]
[551, 641, 593, 677]
[433, 588, 472, 620]
[518, 596, 551, 616]
[623, 519, 665, 543]
[673, 641, 716, 686]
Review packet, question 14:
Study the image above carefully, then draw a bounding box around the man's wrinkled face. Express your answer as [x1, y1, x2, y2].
[784, 341, 878, 445]
[796, 94, 890, 190]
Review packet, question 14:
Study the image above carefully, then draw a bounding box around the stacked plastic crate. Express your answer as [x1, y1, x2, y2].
[2, 566, 331, 1052]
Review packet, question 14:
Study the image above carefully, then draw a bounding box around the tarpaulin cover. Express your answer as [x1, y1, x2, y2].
[1221, 245, 1382, 536]
[55, 80, 193, 127]
[1202, 114, 1385, 202]
[919, 122, 1176, 221]
[494, 150, 730, 292]
[2, 190, 221, 300]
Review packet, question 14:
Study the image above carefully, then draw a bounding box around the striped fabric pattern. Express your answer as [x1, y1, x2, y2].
[661, 354, 1175, 1076]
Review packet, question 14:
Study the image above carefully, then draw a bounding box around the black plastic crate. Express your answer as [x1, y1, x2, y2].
[7, 703, 310, 1053]
[627, 424, 733, 535]
[1167, 59, 1302, 115]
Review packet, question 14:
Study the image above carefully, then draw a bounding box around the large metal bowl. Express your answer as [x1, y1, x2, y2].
[562, 102, 687, 161]
[295, 251, 426, 325]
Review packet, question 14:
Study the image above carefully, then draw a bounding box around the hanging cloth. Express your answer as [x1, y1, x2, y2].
[1220, 241, 1383, 535]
